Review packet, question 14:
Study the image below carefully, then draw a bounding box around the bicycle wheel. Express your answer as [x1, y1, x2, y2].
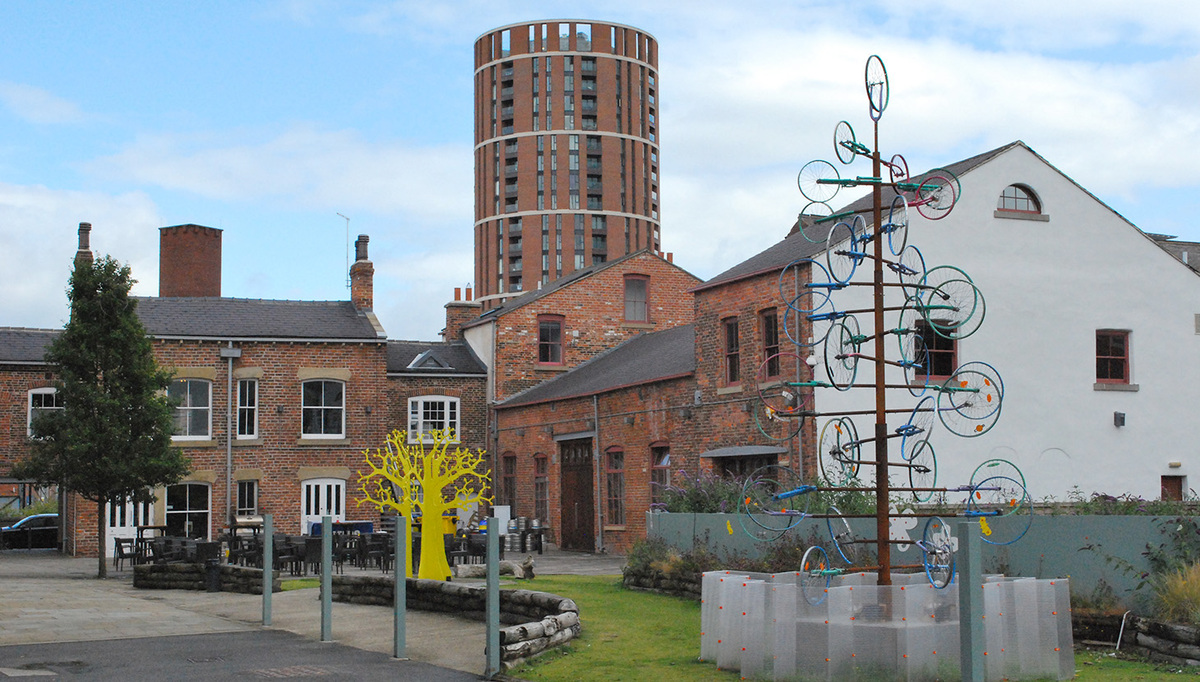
[826, 220, 859, 285]
[895, 245, 927, 300]
[926, 279, 985, 340]
[957, 361, 1005, 405]
[757, 353, 810, 416]
[937, 366, 1003, 437]
[798, 201, 835, 243]
[832, 416, 861, 477]
[886, 195, 909, 256]
[823, 320, 859, 390]
[818, 419, 857, 484]
[901, 328, 931, 397]
[741, 465, 809, 538]
[801, 545, 831, 605]
[827, 505, 859, 565]
[915, 174, 958, 220]
[971, 458, 1025, 492]
[887, 153, 909, 184]
[925, 167, 961, 198]
[908, 439, 937, 503]
[798, 160, 840, 203]
[780, 258, 834, 308]
[899, 395, 936, 460]
[834, 120, 857, 165]
[753, 397, 804, 442]
[967, 475, 1033, 545]
[865, 55, 889, 118]
[782, 303, 833, 349]
[922, 516, 955, 589]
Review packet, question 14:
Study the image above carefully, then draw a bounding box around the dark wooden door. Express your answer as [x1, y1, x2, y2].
[559, 439, 595, 551]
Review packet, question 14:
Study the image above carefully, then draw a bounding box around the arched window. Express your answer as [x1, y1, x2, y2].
[997, 184, 1041, 214]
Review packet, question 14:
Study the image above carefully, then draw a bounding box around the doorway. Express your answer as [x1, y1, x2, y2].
[559, 438, 595, 551]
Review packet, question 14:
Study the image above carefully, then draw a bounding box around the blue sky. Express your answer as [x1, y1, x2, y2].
[3, 1, 1198, 340]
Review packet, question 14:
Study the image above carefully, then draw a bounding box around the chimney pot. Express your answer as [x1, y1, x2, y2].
[349, 233, 374, 311]
[454, 287, 462, 302]
[465, 286, 473, 301]
[78, 222, 91, 250]
[667, 252, 673, 263]
[355, 234, 369, 262]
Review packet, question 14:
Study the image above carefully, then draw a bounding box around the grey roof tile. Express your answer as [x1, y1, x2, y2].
[0, 327, 59, 364]
[387, 340, 487, 375]
[498, 324, 695, 407]
[132, 297, 383, 340]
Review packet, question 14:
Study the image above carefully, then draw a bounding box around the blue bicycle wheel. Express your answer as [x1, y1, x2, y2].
[801, 545, 832, 605]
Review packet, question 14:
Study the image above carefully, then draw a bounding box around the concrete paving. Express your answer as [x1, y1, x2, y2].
[0, 546, 625, 679]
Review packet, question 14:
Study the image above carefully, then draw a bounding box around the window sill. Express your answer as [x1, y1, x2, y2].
[172, 438, 219, 448]
[603, 525, 627, 531]
[296, 437, 350, 446]
[620, 322, 655, 330]
[536, 364, 569, 372]
[716, 385, 743, 395]
[234, 438, 263, 447]
[994, 210, 1049, 222]
[1094, 382, 1139, 392]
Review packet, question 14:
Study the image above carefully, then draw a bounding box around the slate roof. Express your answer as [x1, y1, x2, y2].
[132, 297, 384, 341]
[387, 340, 487, 375]
[699, 142, 1022, 292]
[498, 324, 695, 408]
[1150, 236, 1200, 272]
[0, 328, 59, 364]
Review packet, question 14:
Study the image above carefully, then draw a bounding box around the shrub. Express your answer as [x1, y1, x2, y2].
[1154, 563, 1200, 625]
[655, 470, 744, 514]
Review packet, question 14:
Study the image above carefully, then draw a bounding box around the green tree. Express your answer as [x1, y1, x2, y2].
[14, 255, 189, 577]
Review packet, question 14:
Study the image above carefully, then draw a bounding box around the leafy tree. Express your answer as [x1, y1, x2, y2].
[14, 255, 189, 577]
[358, 428, 491, 580]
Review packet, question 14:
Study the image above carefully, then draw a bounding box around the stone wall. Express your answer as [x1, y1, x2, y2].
[622, 564, 701, 600]
[133, 563, 281, 593]
[332, 575, 580, 670]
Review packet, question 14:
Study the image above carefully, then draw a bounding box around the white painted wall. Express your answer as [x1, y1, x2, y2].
[813, 144, 1200, 502]
[463, 320, 496, 402]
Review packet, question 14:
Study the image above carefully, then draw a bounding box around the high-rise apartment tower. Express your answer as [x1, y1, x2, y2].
[474, 20, 661, 308]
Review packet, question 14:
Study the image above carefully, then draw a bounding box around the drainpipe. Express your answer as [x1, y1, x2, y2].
[219, 344, 242, 527]
[594, 394, 603, 553]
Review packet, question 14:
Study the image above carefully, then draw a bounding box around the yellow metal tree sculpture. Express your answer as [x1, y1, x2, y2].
[357, 428, 492, 580]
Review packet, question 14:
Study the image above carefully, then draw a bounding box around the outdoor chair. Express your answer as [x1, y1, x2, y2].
[113, 538, 137, 571]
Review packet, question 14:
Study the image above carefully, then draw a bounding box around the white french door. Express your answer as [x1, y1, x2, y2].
[106, 497, 154, 557]
[300, 478, 345, 534]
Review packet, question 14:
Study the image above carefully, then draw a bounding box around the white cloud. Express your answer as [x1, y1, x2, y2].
[0, 183, 162, 329]
[0, 82, 85, 125]
[85, 125, 473, 221]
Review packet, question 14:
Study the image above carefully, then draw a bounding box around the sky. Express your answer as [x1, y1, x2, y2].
[2, 1, 1198, 341]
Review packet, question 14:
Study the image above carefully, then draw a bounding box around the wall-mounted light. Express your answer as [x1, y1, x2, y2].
[1169, 461, 1183, 469]
[276, 405, 285, 415]
[364, 405, 372, 415]
[1114, 412, 1125, 428]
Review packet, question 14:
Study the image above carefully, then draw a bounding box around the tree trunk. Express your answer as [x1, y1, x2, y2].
[96, 499, 107, 579]
[417, 500, 451, 581]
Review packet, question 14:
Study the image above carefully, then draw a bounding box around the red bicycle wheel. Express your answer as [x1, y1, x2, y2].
[915, 174, 958, 220]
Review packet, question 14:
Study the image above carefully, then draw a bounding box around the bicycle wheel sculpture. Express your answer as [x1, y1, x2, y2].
[742, 55, 1021, 594]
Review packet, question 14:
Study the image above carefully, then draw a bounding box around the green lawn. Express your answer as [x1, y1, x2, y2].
[504, 575, 1200, 681]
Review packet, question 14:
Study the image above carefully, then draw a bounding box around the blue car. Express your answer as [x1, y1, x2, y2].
[1, 513, 59, 549]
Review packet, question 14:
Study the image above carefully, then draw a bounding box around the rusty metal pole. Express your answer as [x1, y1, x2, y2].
[872, 120, 891, 587]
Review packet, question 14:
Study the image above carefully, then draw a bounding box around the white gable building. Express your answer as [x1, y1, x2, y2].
[812, 141, 1200, 502]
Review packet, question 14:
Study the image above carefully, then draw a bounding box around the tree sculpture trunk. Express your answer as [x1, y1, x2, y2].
[417, 499, 451, 581]
[96, 499, 107, 579]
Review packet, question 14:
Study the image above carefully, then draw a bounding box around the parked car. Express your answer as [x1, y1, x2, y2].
[0, 513, 59, 549]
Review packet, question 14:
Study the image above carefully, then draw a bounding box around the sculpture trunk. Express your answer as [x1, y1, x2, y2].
[417, 499, 451, 581]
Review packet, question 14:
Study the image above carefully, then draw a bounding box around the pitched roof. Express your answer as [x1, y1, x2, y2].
[497, 324, 695, 408]
[387, 340, 487, 375]
[1149, 236, 1200, 272]
[464, 249, 696, 328]
[698, 141, 1024, 292]
[0, 327, 59, 364]
[132, 297, 385, 341]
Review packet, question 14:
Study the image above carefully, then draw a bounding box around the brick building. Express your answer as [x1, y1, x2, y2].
[0, 223, 492, 558]
[482, 234, 830, 553]
[473, 20, 662, 309]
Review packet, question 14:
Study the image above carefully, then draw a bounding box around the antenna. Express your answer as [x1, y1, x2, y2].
[337, 213, 350, 288]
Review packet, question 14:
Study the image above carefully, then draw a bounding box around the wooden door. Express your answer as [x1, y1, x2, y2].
[559, 439, 595, 551]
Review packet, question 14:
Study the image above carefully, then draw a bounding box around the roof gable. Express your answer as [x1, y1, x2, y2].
[387, 340, 487, 375]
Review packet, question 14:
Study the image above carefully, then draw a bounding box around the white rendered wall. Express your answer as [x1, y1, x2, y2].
[814, 145, 1200, 501]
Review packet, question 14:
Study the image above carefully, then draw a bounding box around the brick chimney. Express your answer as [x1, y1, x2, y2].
[159, 224, 222, 297]
[443, 286, 481, 341]
[74, 222, 93, 267]
[349, 234, 374, 311]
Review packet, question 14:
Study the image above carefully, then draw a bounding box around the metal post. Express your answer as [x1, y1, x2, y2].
[262, 514, 273, 625]
[394, 517, 408, 660]
[484, 514, 500, 679]
[321, 515, 333, 642]
[958, 518, 984, 682]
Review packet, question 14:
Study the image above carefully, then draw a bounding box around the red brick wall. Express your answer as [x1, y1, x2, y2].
[385, 374, 488, 455]
[0, 364, 55, 472]
[489, 252, 700, 403]
[159, 225, 222, 297]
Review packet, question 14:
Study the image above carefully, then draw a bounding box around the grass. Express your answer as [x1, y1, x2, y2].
[281, 577, 319, 591]
[1154, 563, 1200, 625]
[501, 575, 1200, 681]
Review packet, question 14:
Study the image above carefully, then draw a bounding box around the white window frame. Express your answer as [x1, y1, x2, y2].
[236, 480, 258, 517]
[301, 379, 345, 439]
[169, 378, 212, 441]
[237, 379, 258, 439]
[408, 395, 461, 444]
[27, 387, 63, 438]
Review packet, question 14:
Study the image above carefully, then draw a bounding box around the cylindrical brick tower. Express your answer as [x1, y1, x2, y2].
[474, 20, 661, 309]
